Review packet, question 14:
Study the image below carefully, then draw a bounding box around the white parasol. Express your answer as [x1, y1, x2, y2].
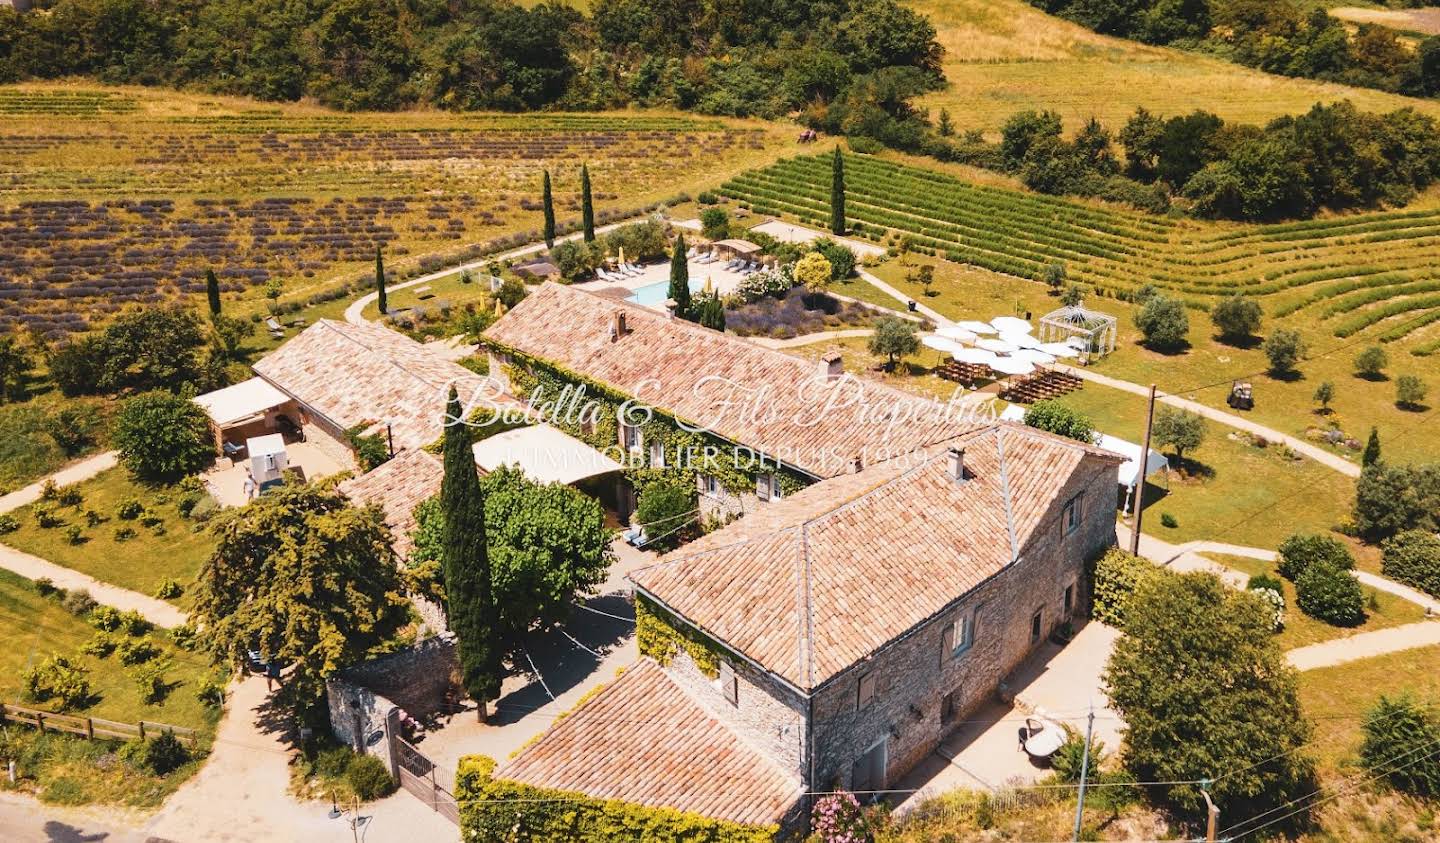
[976, 337, 1019, 354]
[921, 335, 964, 354]
[952, 347, 999, 366]
[989, 356, 1036, 376]
[1039, 342, 1080, 359]
[999, 331, 1043, 350]
[956, 320, 999, 335]
[991, 316, 1033, 334]
[1013, 348, 1057, 365]
[937, 325, 979, 343]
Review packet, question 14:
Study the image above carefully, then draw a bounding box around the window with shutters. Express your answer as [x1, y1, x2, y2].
[857, 671, 877, 709]
[620, 423, 642, 452]
[1061, 493, 1083, 536]
[941, 610, 976, 661]
[649, 440, 665, 468]
[697, 473, 720, 496]
[718, 660, 738, 705]
[755, 473, 782, 502]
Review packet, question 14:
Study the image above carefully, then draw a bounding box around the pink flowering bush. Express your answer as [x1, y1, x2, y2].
[811, 791, 870, 843]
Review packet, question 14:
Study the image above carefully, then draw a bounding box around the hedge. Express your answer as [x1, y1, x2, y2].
[1381, 530, 1440, 600]
[456, 756, 777, 843]
[1277, 533, 1354, 581]
[1295, 563, 1366, 627]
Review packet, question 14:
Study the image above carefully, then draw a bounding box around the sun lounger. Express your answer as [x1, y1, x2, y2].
[595, 267, 616, 282]
[686, 246, 698, 258]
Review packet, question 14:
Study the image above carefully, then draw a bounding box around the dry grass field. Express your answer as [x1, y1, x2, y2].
[1330, 5, 1440, 36]
[909, 0, 1440, 134]
[0, 82, 793, 335]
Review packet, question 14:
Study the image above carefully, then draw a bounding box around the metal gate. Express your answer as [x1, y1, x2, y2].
[393, 735, 460, 825]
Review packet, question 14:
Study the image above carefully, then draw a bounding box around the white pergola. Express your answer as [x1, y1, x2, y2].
[1037, 302, 1118, 363]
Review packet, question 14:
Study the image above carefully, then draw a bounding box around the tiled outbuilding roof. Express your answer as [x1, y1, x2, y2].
[483, 282, 972, 479]
[630, 424, 1123, 691]
[337, 448, 442, 560]
[497, 659, 802, 827]
[254, 319, 493, 452]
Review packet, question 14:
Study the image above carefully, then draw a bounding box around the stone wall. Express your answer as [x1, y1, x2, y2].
[338, 633, 458, 719]
[660, 648, 808, 778]
[808, 461, 1118, 791]
[327, 678, 402, 773]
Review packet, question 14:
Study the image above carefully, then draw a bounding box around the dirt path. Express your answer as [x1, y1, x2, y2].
[0, 543, 186, 627]
[1287, 623, 1440, 671]
[0, 451, 118, 514]
[751, 328, 875, 349]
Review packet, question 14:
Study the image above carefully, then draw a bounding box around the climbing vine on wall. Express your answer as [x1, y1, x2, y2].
[636, 595, 723, 679]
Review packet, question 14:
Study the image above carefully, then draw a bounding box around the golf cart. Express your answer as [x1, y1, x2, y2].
[1227, 380, 1254, 410]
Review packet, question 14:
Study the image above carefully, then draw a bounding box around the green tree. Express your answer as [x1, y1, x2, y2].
[867, 315, 919, 371]
[1152, 406, 1205, 463]
[113, 390, 216, 483]
[1277, 532, 1354, 581]
[831, 146, 846, 234]
[193, 484, 407, 708]
[1295, 561, 1366, 627]
[937, 108, 953, 137]
[1354, 345, 1388, 379]
[1042, 261, 1066, 293]
[1396, 374, 1428, 409]
[0, 332, 32, 403]
[1263, 328, 1306, 377]
[411, 466, 613, 645]
[1133, 294, 1189, 350]
[699, 207, 729, 240]
[1361, 694, 1440, 798]
[440, 387, 500, 721]
[1023, 400, 1095, 443]
[1210, 294, 1262, 342]
[633, 481, 695, 551]
[811, 238, 856, 280]
[1103, 572, 1316, 821]
[1061, 284, 1084, 307]
[1354, 462, 1440, 540]
[667, 235, 691, 318]
[693, 292, 726, 332]
[375, 246, 387, 315]
[1381, 530, 1440, 601]
[795, 251, 834, 301]
[1313, 380, 1334, 413]
[580, 163, 595, 243]
[541, 169, 556, 248]
[53, 307, 207, 396]
[205, 268, 222, 316]
[1362, 427, 1381, 467]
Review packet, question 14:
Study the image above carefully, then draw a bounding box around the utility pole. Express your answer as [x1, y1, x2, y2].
[1130, 384, 1157, 555]
[1071, 702, 1095, 841]
[1200, 781, 1220, 843]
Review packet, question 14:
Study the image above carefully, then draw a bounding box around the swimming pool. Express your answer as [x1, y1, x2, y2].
[629, 278, 705, 307]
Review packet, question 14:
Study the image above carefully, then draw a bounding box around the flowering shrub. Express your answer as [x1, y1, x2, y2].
[1250, 585, 1285, 632]
[811, 791, 869, 843]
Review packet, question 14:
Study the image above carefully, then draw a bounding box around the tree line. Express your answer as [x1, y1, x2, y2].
[0, 0, 942, 118]
[1032, 0, 1440, 99]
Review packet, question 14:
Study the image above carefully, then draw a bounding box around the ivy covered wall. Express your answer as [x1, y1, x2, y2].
[636, 593, 724, 679]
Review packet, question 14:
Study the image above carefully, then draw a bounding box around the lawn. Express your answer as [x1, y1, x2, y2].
[0, 393, 113, 493]
[0, 568, 220, 733]
[1207, 553, 1427, 651]
[908, 0, 1440, 136]
[1300, 644, 1440, 771]
[5, 467, 217, 606]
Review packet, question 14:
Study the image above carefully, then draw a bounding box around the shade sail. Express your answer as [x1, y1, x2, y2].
[472, 424, 623, 485]
[1012, 348, 1057, 365]
[193, 377, 291, 427]
[1096, 433, 1169, 489]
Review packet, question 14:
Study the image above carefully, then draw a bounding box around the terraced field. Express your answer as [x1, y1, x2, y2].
[0, 83, 790, 336]
[722, 153, 1440, 354]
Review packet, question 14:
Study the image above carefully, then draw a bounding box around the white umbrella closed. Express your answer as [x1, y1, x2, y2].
[989, 356, 1036, 376]
[1039, 342, 1080, 359]
[991, 316, 1033, 334]
[952, 347, 999, 366]
[1013, 348, 1057, 365]
[921, 335, 964, 354]
[956, 320, 999, 335]
[976, 337, 1019, 354]
[999, 331, 1043, 350]
[937, 325, 979, 343]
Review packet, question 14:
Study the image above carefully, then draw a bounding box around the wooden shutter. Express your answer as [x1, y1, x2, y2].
[940, 622, 954, 665]
[755, 474, 771, 501]
[857, 672, 876, 708]
[719, 661, 738, 704]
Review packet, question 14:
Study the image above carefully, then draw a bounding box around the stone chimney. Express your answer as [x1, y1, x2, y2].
[664, 298, 679, 319]
[818, 350, 843, 382]
[947, 446, 967, 483]
[610, 310, 628, 341]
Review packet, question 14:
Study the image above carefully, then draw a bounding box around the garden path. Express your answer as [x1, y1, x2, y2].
[751, 328, 874, 349]
[0, 451, 117, 513]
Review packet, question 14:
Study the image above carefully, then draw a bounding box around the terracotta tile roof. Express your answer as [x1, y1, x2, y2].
[254, 320, 494, 452]
[337, 448, 442, 560]
[631, 424, 1123, 691]
[483, 282, 974, 479]
[498, 658, 802, 827]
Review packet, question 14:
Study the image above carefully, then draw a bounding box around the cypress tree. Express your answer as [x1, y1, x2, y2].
[667, 235, 691, 318]
[699, 295, 726, 332]
[831, 146, 846, 235]
[440, 387, 500, 722]
[542, 169, 556, 248]
[1363, 426, 1382, 467]
[580, 164, 595, 243]
[205, 268, 221, 316]
[375, 246, 387, 315]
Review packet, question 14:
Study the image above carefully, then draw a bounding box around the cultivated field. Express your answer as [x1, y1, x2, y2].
[908, 0, 1440, 134]
[723, 153, 1440, 462]
[0, 83, 791, 336]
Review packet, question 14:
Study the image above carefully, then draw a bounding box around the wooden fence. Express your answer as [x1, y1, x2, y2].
[0, 702, 198, 745]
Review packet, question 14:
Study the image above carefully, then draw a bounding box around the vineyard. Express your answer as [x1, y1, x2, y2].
[721, 153, 1440, 354]
[0, 83, 788, 336]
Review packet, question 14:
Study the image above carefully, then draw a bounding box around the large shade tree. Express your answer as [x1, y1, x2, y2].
[113, 390, 217, 482]
[1104, 572, 1316, 827]
[193, 484, 408, 708]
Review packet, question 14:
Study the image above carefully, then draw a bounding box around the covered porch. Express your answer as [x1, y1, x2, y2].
[192, 377, 303, 462]
[471, 423, 632, 524]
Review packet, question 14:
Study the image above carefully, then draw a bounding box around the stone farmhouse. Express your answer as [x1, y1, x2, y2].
[478, 283, 1125, 830]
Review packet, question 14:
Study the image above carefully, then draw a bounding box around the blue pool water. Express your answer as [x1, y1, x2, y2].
[629, 279, 705, 307]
